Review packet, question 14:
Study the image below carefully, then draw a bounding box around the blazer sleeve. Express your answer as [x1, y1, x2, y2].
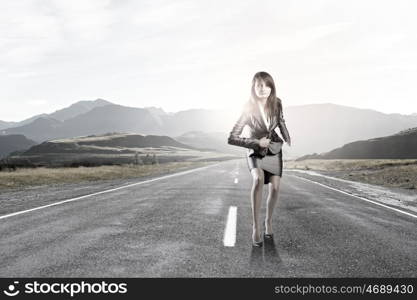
[277, 105, 291, 144]
[227, 109, 261, 150]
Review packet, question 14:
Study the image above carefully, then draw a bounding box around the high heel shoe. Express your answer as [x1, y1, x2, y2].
[263, 222, 274, 240]
[252, 240, 263, 247]
[252, 231, 263, 247]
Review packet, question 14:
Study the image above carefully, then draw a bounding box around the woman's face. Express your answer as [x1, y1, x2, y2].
[254, 79, 271, 99]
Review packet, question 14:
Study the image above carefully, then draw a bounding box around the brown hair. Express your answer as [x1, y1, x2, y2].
[248, 71, 282, 121]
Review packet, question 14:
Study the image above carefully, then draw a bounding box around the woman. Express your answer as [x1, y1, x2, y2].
[227, 71, 291, 247]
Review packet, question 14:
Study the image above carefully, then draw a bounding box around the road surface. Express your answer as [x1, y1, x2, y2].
[0, 159, 416, 277]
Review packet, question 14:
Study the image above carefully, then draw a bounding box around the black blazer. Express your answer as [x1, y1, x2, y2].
[227, 97, 291, 157]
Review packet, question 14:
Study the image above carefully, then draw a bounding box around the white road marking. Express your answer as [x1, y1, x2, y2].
[289, 174, 417, 220]
[234, 178, 238, 184]
[0, 163, 221, 221]
[223, 206, 237, 247]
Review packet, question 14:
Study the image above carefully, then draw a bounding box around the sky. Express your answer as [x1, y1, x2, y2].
[1, 0, 417, 121]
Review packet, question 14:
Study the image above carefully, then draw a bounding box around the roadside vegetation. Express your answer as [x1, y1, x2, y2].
[285, 159, 417, 190]
[0, 161, 217, 190]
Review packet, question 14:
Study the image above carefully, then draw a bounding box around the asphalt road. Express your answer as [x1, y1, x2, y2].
[0, 159, 416, 277]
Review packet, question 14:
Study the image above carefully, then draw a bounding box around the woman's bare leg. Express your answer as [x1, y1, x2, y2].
[265, 175, 280, 235]
[250, 168, 264, 242]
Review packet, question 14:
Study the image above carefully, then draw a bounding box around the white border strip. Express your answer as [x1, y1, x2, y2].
[0, 163, 220, 221]
[223, 206, 237, 247]
[288, 174, 417, 220]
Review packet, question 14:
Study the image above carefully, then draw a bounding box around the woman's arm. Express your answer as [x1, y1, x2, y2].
[277, 106, 291, 146]
[227, 110, 261, 150]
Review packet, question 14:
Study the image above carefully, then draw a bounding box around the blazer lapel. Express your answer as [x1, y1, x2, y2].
[254, 102, 269, 131]
[269, 115, 278, 131]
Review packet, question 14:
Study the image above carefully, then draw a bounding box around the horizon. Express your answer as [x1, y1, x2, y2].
[1, 1, 417, 120]
[2, 98, 416, 123]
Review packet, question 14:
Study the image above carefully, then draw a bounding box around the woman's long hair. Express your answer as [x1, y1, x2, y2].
[248, 71, 282, 122]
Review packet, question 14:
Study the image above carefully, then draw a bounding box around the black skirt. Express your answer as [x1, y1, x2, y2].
[246, 150, 283, 184]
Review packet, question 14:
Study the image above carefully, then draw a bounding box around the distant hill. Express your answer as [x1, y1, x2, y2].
[49, 98, 112, 121]
[0, 134, 37, 158]
[2, 104, 167, 142]
[284, 103, 417, 158]
[3, 100, 417, 157]
[6, 132, 216, 167]
[175, 131, 242, 154]
[60, 105, 166, 139]
[0, 114, 50, 130]
[24, 132, 195, 155]
[3, 116, 63, 142]
[1, 105, 231, 143]
[296, 127, 417, 160]
[144, 106, 167, 127]
[0, 99, 112, 131]
[161, 109, 232, 137]
[0, 121, 13, 131]
[13, 113, 50, 127]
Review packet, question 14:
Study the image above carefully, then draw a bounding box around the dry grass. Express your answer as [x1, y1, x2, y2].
[285, 159, 417, 189]
[7, 147, 236, 168]
[0, 161, 214, 190]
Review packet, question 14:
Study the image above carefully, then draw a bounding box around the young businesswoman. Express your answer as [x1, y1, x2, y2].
[227, 71, 291, 247]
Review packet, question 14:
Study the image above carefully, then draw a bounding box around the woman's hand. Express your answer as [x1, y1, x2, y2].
[259, 137, 271, 148]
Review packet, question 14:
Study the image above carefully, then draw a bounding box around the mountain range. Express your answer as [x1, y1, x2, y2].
[0, 99, 111, 130]
[1, 99, 417, 158]
[297, 127, 417, 160]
